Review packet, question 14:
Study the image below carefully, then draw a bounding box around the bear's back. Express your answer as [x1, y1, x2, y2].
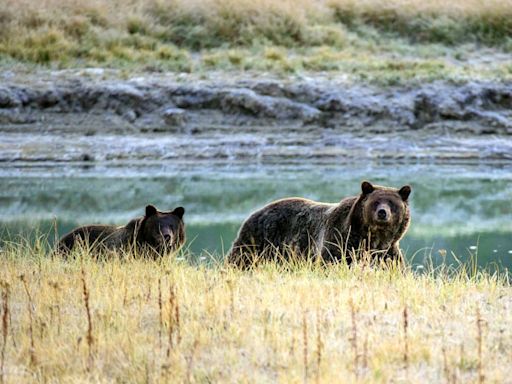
[58, 224, 121, 253]
[233, 197, 333, 254]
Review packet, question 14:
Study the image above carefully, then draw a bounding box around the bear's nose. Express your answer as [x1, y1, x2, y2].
[163, 234, 171, 242]
[377, 209, 388, 220]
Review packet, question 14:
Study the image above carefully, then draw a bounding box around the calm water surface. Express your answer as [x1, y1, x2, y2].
[1, 160, 511, 270]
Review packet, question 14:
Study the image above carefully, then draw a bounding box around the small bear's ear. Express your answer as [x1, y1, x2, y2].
[361, 181, 374, 195]
[145, 205, 158, 217]
[398, 185, 411, 201]
[172, 207, 185, 219]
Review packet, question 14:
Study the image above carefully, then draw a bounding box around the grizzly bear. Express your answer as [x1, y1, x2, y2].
[227, 181, 411, 267]
[58, 205, 186, 257]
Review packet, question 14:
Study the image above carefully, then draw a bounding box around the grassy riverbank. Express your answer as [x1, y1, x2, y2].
[0, 241, 510, 383]
[1, 0, 512, 83]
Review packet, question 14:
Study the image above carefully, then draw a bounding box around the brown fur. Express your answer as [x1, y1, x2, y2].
[58, 205, 186, 258]
[227, 181, 411, 267]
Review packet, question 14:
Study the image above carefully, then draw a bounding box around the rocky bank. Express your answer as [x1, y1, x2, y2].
[1, 70, 511, 161]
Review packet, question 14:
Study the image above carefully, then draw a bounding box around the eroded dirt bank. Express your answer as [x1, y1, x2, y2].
[1, 70, 511, 161]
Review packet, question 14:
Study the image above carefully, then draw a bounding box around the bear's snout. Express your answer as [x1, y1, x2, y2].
[375, 204, 391, 222]
[160, 231, 174, 246]
[157, 227, 174, 247]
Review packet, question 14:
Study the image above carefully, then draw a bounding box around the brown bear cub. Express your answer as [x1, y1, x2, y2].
[58, 205, 185, 257]
[228, 181, 411, 267]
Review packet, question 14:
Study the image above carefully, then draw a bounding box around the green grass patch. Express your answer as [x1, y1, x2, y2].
[1, 0, 512, 81]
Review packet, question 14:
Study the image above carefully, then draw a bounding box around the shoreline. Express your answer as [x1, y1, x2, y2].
[1, 70, 512, 162]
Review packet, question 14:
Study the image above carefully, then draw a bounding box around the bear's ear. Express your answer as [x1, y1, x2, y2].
[172, 207, 185, 219]
[145, 204, 158, 217]
[398, 185, 411, 201]
[361, 181, 374, 195]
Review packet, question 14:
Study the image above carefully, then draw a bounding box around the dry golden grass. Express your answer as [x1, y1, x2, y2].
[327, 0, 512, 17]
[0, 239, 511, 383]
[1, 0, 512, 78]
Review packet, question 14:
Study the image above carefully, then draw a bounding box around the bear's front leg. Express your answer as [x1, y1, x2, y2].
[383, 243, 405, 265]
[321, 241, 353, 265]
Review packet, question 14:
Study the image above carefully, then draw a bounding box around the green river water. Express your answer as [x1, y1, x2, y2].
[1, 160, 511, 271]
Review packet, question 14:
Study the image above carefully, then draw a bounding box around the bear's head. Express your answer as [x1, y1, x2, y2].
[360, 181, 411, 233]
[137, 205, 186, 255]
